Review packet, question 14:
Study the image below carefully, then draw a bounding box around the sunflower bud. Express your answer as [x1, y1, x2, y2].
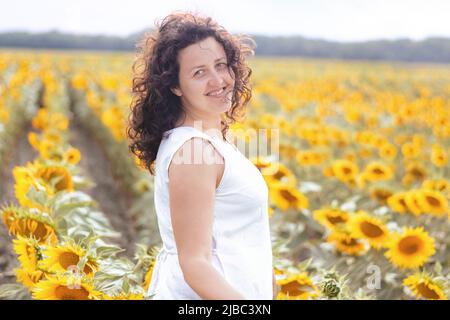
[321, 278, 340, 298]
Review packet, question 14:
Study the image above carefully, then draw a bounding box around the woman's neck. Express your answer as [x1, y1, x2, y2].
[175, 117, 223, 137]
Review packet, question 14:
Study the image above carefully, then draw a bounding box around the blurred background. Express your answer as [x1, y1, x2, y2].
[1, 0, 450, 62]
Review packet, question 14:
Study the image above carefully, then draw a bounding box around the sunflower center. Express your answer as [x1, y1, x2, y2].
[360, 221, 384, 238]
[39, 168, 70, 191]
[21, 220, 48, 241]
[416, 282, 440, 300]
[425, 196, 440, 207]
[409, 168, 425, 179]
[281, 281, 310, 296]
[273, 171, 286, 180]
[280, 190, 297, 203]
[372, 168, 384, 175]
[55, 285, 90, 300]
[59, 252, 80, 270]
[398, 198, 408, 209]
[373, 190, 392, 201]
[398, 236, 422, 255]
[342, 238, 358, 246]
[326, 215, 346, 225]
[342, 167, 352, 175]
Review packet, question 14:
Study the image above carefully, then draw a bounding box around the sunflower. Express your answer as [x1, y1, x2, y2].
[71, 73, 88, 90]
[276, 272, 320, 300]
[385, 227, 436, 269]
[296, 151, 326, 166]
[387, 192, 409, 214]
[404, 190, 424, 216]
[327, 230, 369, 256]
[31, 109, 49, 130]
[15, 268, 45, 290]
[370, 187, 394, 205]
[0, 203, 22, 230]
[403, 273, 447, 300]
[422, 179, 450, 198]
[416, 189, 448, 217]
[431, 145, 448, 167]
[313, 208, 349, 231]
[279, 144, 298, 160]
[43, 131, 63, 145]
[378, 143, 397, 160]
[322, 165, 334, 178]
[402, 142, 420, 159]
[64, 147, 81, 165]
[331, 159, 359, 184]
[406, 163, 426, 181]
[133, 178, 152, 194]
[355, 173, 370, 189]
[296, 151, 314, 166]
[39, 242, 99, 276]
[269, 183, 309, 212]
[273, 265, 284, 275]
[36, 165, 74, 193]
[37, 140, 58, 161]
[358, 148, 372, 159]
[363, 161, 394, 182]
[262, 162, 297, 187]
[348, 211, 390, 250]
[8, 214, 58, 245]
[32, 274, 102, 300]
[49, 112, 69, 131]
[28, 132, 41, 150]
[402, 173, 415, 187]
[12, 165, 46, 210]
[13, 235, 42, 270]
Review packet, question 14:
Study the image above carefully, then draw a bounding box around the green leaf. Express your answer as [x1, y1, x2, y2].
[0, 283, 28, 299]
[95, 245, 125, 259]
[25, 186, 48, 207]
[51, 191, 95, 218]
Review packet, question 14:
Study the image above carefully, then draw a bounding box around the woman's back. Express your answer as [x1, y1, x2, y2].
[146, 126, 273, 300]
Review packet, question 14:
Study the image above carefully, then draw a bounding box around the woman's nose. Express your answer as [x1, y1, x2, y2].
[208, 70, 226, 87]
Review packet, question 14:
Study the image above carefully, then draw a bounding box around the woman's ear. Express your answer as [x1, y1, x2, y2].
[171, 87, 182, 97]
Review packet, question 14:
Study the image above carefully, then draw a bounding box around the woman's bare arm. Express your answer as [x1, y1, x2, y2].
[168, 137, 246, 300]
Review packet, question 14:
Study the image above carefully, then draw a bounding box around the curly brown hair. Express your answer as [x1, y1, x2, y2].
[126, 11, 256, 174]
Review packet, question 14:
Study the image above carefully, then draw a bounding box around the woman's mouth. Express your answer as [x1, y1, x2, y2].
[206, 86, 227, 98]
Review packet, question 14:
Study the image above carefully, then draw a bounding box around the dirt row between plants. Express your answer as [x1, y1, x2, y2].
[0, 118, 138, 287]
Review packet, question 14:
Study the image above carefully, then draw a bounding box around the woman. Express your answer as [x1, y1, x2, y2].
[127, 11, 276, 300]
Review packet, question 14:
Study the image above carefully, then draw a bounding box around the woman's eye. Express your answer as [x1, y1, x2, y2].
[194, 63, 228, 76]
[194, 69, 204, 76]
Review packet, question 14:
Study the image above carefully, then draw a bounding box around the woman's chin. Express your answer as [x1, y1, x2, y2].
[206, 101, 232, 114]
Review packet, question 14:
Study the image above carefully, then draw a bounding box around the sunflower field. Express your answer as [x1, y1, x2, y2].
[0, 49, 449, 300]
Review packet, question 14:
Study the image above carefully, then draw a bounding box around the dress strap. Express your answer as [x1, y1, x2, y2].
[163, 127, 227, 173]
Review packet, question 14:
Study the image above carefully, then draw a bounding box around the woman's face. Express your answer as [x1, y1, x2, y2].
[171, 36, 235, 122]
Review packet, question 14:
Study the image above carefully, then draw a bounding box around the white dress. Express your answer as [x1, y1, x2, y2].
[145, 126, 273, 300]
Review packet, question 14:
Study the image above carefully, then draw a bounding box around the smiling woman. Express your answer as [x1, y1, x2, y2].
[127, 11, 255, 173]
[126, 11, 277, 300]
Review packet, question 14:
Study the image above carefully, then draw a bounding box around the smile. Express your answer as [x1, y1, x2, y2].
[206, 86, 227, 97]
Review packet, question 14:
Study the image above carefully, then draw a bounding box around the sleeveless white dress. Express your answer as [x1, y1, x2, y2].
[145, 126, 273, 300]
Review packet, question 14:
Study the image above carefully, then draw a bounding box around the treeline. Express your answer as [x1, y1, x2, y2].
[1, 30, 450, 63]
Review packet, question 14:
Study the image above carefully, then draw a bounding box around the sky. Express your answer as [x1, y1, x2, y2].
[1, 0, 449, 42]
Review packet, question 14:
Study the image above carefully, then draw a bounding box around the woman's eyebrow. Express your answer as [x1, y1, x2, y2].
[190, 57, 226, 71]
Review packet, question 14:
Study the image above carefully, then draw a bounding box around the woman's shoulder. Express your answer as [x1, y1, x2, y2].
[157, 127, 217, 165]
